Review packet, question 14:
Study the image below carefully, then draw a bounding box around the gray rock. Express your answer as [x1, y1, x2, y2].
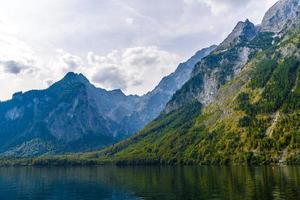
[218, 19, 258, 50]
[0, 46, 215, 156]
[261, 0, 300, 33]
[164, 20, 257, 114]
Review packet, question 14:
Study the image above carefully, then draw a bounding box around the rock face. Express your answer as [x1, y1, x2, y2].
[164, 19, 258, 113]
[164, 0, 300, 114]
[164, 0, 300, 115]
[99, 30, 300, 165]
[7, 0, 300, 158]
[0, 72, 137, 156]
[95, 0, 300, 165]
[218, 19, 258, 50]
[261, 0, 300, 33]
[0, 46, 215, 156]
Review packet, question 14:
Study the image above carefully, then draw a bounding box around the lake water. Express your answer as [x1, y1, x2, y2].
[0, 166, 299, 200]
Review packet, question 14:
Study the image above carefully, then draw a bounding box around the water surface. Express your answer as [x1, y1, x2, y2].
[0, 166, 299, 200]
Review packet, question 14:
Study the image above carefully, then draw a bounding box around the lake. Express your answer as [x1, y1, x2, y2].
[0, 166, 299, 200]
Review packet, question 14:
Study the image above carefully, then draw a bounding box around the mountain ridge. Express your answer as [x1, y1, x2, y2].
[164, 19, 259, 113]
[261, 0, 300, 33]
[66, 0, 300, 165]
[0, 46, 215, 157]
[2, 0, 300, 164]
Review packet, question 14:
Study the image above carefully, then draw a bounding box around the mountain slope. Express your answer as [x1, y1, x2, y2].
[95, 30, 300, 165]
[0, 72, 136, 156]
[164, 19, 259, 113]
[0, 46, 215, 157]
[85, 0, 300, 165]
[261, 0, 300, 33]
[121, 45, 216, 133]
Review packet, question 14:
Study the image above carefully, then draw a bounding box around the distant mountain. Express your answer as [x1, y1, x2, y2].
[0, 72, 138, 156]
[0, 46, 215, 157]
[121, 45, 216, 133]
[92, 0, 300, 165]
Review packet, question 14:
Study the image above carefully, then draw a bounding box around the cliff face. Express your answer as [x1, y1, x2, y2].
[261, 0, 300, 33]
[3, 0, 299, 159]
[164, 0, 300, 114]
[218, 19, 258, 50]
[164, 20, 259, 113]
[98, 30, 300, 164]
[92, 0, 300, 165]
[0, 73, 130, 156]
[0, 46, 215, 156]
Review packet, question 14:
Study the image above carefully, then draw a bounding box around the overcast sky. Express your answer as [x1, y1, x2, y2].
[0, 0, 278, 100]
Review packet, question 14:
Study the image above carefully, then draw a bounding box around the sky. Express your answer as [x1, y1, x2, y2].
[0, 0, 278, 100]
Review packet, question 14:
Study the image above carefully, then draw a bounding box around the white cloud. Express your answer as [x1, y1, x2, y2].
[88, 46, 180, 95]
[0, 60, 28, 74]
[125, 17, 134, 25]
[56, 49, 83, 72]
[0, 0, 279, 100]
[92, 67, 127, 90]
[196, 0, 250, 14]
[0, 0, 278, 57]
[0, 22, 37, 68]
[0, 43, 180, 99]
[185, 0, 276, 15]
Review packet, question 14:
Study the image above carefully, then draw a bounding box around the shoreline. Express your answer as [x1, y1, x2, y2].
[0, 157, 298, 167]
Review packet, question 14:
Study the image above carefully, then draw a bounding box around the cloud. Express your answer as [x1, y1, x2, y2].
[125, 17, 134, 25]
[88, 46, 180, 94]
[92, 67, 127, 90]
[0, 21, 39, 76]
[184, 0, 272, 15]
[123, 47, 161, 67]
[0, 0, 279, 100]
[56, 49, 83, 71]
[0, 0, 278, 58]
[0, 60, 28, 74]
[199, 0, 251, 14]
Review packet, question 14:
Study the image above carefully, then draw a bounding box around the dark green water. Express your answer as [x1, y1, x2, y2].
[0, 166, 300, 200]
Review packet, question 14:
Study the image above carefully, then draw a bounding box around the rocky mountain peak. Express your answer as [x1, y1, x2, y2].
[218, 19, 257, 50]
[261, 0, 300, 33]
[62, 72, 90, 85]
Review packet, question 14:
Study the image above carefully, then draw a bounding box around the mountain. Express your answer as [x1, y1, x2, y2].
[0, 46, 215, 157]
[0, 72, 139, 156]
[164, 19, 259, 113]
[261, 0, 300, 33]
[121, 45, 216, 133]
[86, 0, 300, 165]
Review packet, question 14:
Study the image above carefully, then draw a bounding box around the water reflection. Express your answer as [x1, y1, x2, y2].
[0, 166, 299, 200]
